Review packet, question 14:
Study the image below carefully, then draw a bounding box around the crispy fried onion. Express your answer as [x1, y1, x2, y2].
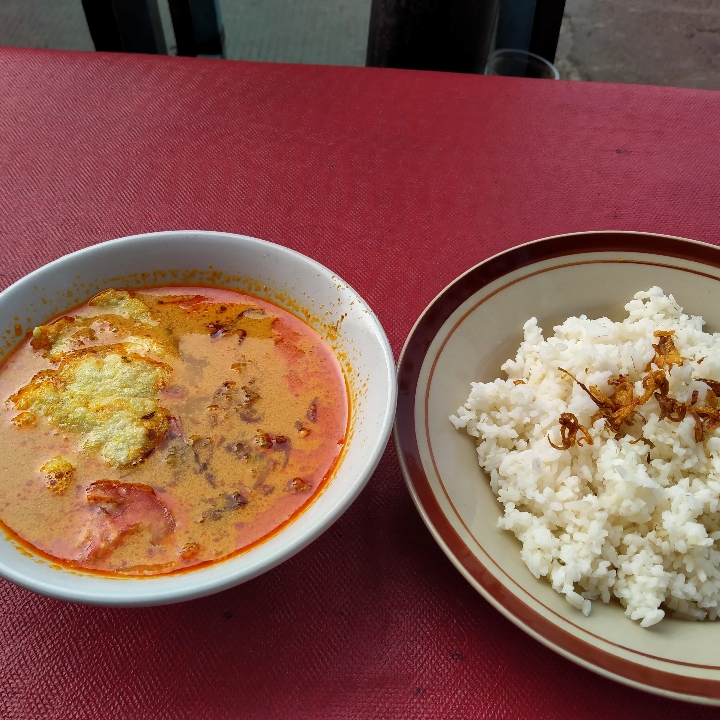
[655, 393, 686, 423]
[646, 329, 684, 370]
[548, 413, 593, 450]
[692, 380, 720, 433]
[553, 357, 720, 447]
[557, 367, 666, 439]
[653, 376, 720, 443]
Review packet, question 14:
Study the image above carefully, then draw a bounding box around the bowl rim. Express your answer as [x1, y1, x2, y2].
[0, 230, 397, 606]
[394, 230, 720, 705]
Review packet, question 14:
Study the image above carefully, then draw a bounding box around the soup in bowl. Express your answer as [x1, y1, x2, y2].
[0, 231, 396, 605]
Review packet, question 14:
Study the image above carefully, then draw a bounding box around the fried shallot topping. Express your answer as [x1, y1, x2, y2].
[640, 369, 669, 403]
[698, 378, 720, 395]
[548, 413, 593, 450]
[692, 382, 720, 432]
[557, 367, 657, 438]
[652, 375, 720, 443]
[555, 355, 720, 448]
[689, 409, 705, 443]
[647, 330, 684, 370]
[655, 393, 686, 423]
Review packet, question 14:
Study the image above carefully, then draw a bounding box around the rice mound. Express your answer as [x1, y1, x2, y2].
[450, 287, 720, 627]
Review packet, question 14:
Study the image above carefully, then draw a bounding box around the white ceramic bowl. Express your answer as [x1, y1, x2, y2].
[395, 232, 720, 705]
[0, 231, 396, 606]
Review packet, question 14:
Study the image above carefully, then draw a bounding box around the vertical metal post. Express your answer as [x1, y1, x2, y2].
[81, 0, 123, 52]
[81, 0, 167, 54]
[494, 0, 537, 52]
[491, 0, 566, 62]
[366, 0, 500, 74]
[528, 0, 566, 62]
[168, 0, 225, 58]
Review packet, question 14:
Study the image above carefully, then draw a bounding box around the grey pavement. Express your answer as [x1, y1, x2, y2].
[0, 0, 95, 52]
[0, 0, 718, 89]
[557, 0, 720, 90]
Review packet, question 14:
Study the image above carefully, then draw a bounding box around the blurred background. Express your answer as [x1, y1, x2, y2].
[0, 0, 717, 89]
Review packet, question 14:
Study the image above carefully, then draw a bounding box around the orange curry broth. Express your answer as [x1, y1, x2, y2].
[0, 287, 349, 576]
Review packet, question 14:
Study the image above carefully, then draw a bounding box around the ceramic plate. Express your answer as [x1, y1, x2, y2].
[394, 231, 720, 705]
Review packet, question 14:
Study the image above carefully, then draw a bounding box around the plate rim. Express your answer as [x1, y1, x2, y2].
[394, 230, 720, 705]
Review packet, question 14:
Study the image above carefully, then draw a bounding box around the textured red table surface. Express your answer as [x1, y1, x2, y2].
[1, 47, 720, 719]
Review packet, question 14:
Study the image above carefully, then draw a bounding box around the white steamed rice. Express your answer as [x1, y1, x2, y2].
[450, 287, 720, 627]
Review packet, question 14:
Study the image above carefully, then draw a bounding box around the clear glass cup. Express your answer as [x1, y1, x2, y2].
[485, 49, 560, 79]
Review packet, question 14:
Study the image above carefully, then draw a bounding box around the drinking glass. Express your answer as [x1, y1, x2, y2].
[485, 49, 560, 79]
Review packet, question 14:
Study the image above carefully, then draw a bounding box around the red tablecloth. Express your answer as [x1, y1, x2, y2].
[2, 47, 720, 719]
